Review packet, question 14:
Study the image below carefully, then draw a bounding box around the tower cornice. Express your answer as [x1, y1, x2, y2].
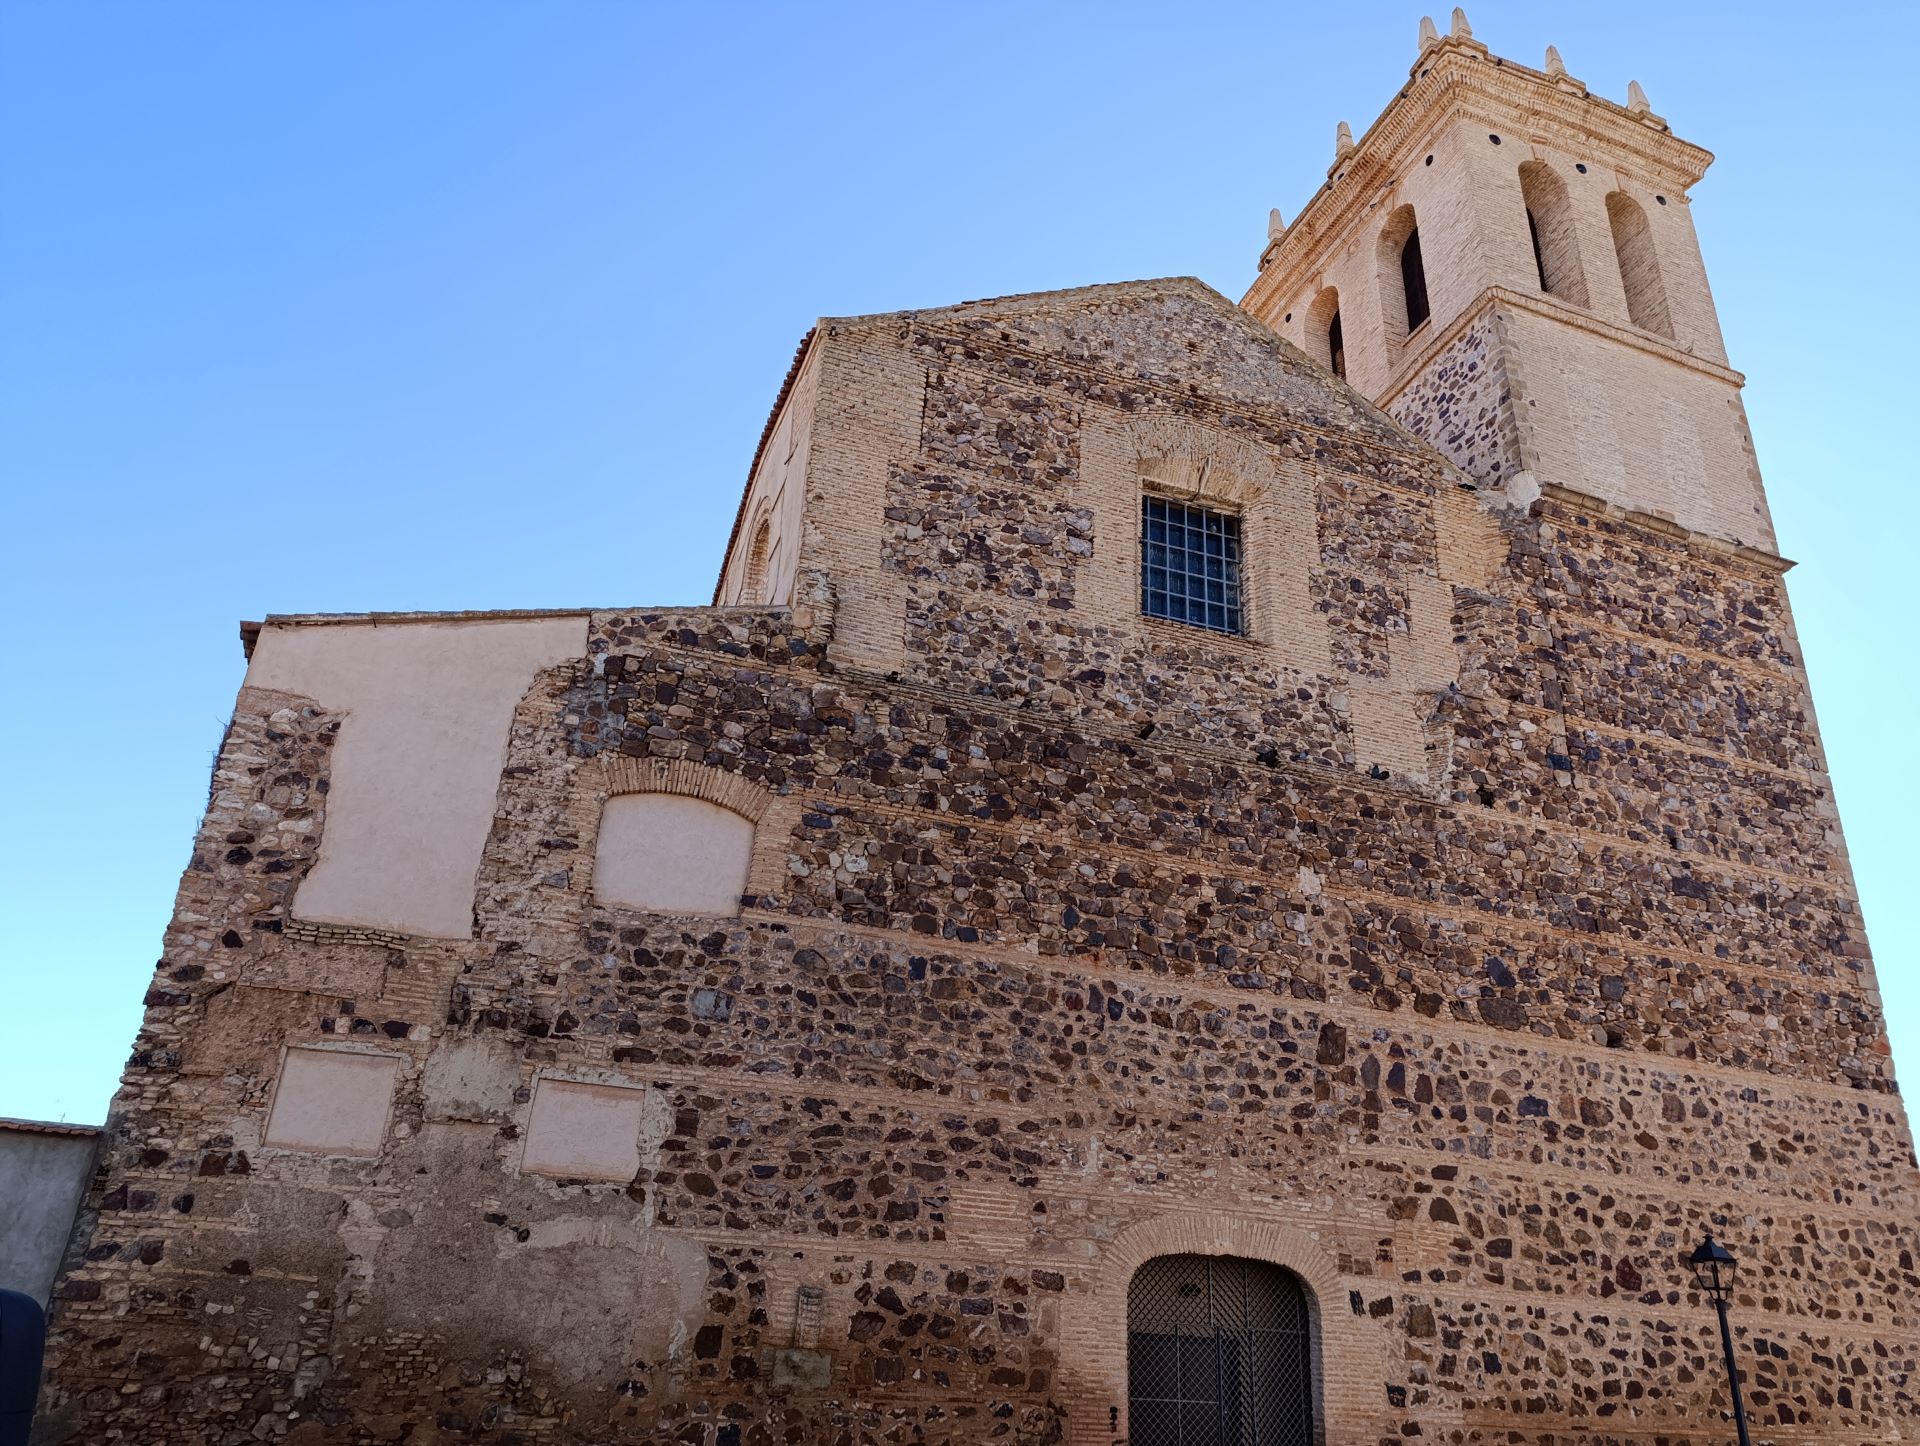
[1244, 39, 1715, 315]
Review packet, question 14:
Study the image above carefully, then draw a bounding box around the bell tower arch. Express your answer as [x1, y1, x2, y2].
[1243, 9, 1775, 554]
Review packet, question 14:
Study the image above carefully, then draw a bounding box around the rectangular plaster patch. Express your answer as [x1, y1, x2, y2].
[263, 1047, 401, 1157]
[520, 1078, 649, 1183]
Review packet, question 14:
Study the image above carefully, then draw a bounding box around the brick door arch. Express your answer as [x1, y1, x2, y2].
[1127, 1252, 1314, 1445]
[1059, 1212, 1388, 1446]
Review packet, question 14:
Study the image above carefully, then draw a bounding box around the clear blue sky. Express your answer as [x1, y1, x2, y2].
[3, 2, 1914, 1123]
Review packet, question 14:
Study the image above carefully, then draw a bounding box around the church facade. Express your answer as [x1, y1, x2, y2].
[36, 15, 1918, 1446]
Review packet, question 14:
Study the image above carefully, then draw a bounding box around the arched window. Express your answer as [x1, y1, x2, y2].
[1128, 1254, 1315, 1446]
[743, 516, 771, 603]
[1377, 206, 1429, 345]
[1606, 190, 1673, 338]
[1518, 161, 1589, 306]
[1399, 228, 1430, 333]
[1304, 286, 1343, 380]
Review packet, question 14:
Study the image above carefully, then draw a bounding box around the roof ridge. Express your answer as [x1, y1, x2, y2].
[0, 1116, 102, 1136]
[818, 275, 1221, 330]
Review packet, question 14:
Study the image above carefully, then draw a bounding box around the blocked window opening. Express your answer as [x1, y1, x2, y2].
[1129, 1253, 1316, 1446]
[744, 516, 771, 603]
[1142, 496, 1244, 635]
[1606, 191, 1673, 338]
[263, 1047, 400, 1157]
[1519, 161, 1589, 306]
[593, 793, 753, 916]
[520, 1077, 649, 1182]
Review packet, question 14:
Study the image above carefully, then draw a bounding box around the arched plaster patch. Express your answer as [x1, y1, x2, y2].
[594, 795, 754, 916]
[566, 755, 797, 908]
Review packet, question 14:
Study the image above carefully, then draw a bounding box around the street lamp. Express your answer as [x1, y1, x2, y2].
[1686, 1234, 1752, 1446]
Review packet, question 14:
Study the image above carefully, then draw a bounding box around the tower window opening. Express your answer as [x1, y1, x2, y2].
[1400, 227, 1431, 333]
[1128, 1254, 1315, 1446]
[1607, 190, 1674, 338]
[1305, 285, 1343, 379]
[1141, 496, 1244, 636]
[1519, 161, 1590, 307]
[1376, 206, 1428, 347]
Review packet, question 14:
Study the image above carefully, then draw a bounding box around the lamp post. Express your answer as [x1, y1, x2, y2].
[1686, 1234, 1753, 1446]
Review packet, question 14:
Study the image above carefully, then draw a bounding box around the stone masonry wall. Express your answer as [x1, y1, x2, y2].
[1383, 314, 1519, 489]
[36, 283, 1918, 1446]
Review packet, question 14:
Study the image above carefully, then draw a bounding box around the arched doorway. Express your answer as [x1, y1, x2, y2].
[1127, 1253, 1315, 1445]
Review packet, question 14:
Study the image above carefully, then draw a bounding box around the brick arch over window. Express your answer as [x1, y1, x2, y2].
[566, 757, 796, 915]
[1124, 418, 1279, 509]
[1060, 1211, 1387, 1445]
[1097, 414, 1322, 664]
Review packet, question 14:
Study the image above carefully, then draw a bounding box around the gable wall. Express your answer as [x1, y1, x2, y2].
[801, 285, 1488, 784]
[717, 341, 822, 608]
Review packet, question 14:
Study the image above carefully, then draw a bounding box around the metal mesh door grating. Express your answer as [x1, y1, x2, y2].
[1128, 1254, 1314, 1446]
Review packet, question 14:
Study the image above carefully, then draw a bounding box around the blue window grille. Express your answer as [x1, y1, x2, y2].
[1141, 496, 1244, 635]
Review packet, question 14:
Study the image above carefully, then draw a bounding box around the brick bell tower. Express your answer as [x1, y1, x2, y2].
[1243, 9, 1775, 555]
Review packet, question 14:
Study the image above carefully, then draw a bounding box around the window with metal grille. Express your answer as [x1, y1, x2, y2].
[1141, 497, 1244, 635]
[1128, 1254, 1315, 1446]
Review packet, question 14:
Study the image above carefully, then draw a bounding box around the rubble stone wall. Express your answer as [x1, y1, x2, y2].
[36, 283, 1917, 1446]
[1383, 313, 1520, 489]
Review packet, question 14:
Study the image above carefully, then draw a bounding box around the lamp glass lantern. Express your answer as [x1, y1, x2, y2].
[1687, 1235, 1737, 1302]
